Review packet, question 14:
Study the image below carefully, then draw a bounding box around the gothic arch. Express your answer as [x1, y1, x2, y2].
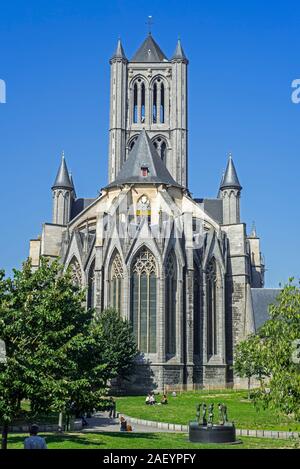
[87, 258, 95, 309]
[130, 247, 157, 353]
[131, 76, 148, 124]
[206, 257, 218, 358]
[127, 134, 139, 154]
[193, 260, 202, 356]
[109, 249, 124, 314]
[151, 135, 168, 163]
[150, 75, 168, 124]
[68, 256, 83, 287]
[165, 250, 177, 355]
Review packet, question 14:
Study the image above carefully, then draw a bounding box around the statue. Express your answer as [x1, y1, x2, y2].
[208, 403, 214, 426]
[202, 403, 207, 426]
[196, 404, 201, 425]
[218, 403, 225, 425]
[223, 404, 228, 423]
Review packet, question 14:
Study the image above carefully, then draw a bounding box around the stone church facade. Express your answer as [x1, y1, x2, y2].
[29, 34, 277, 392]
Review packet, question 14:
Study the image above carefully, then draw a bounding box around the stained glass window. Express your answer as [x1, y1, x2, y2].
[110, 252, 124, 314]
[131, 248, 157, 353]
[165, 252, 177, 355]
[207, 259, 217, 356]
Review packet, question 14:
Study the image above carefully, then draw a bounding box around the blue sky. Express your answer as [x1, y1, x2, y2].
[0, 0, 299, 287]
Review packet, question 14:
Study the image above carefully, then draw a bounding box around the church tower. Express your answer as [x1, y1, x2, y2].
[51, 153, 75, 225]
[108, 34, 188, 187]
[219, 154, 242, 224]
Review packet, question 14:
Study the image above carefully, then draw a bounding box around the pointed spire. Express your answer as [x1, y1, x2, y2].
[69, 172, 76, 198]
[111, 38, 127, 61]
[104, 129, 182, 189]
[131, 35, 168, 62]
[52, 152, 73, 190]
[249, 221, 258, 238]
[217, 171, 225, 198]
[220, 153, 242, 191]
[172, 38, 188, 62]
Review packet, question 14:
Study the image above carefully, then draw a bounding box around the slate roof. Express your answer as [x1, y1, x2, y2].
[105, 129, 182, 189]
[220, 155, 242, 190]
[195, 198, 223, 225]
[251, 288, 281, 330]
[172, 39, 187, 61]
[111, 39, 127, 60]
[52, 155, 74, 190]
[131, 35, 168, 62]
[71, 198, 96, 220]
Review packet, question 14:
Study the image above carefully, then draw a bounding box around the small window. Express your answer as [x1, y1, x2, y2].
[141, 166, 149, 177]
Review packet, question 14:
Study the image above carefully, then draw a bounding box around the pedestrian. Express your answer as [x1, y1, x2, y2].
[81, 414, 88, 427]
[24, 424, 47, 449]
[109, 397, 116, 419]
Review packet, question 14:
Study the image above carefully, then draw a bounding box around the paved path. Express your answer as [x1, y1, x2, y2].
[82, 412, 181, 433]
[82, 412, 300, 440]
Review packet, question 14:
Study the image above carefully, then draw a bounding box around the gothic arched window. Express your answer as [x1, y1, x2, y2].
[160, 82, 165, 123]
[152, 137, 167, 162]
[69, 257, 82, 286]
[133, 82, 138, 123]
[152, 78, 165, 124]
[153, 82, 157, 123]
[193, 263, 201, 355]
[87, 259, 95, 309]
[131, 248, 157, 353]
[110, 252, 124, 314]
[128, 135, 138, 154]
[165, 252, 177, 355]
[132, 78, 146, 124]
[141, 82, 145, 123]
[207, 259, 217, 357]
[136, 195, 151, 225]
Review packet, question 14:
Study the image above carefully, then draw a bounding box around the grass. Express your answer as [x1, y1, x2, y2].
[116, 390, 300, 432]
[7, 432, 299, 449]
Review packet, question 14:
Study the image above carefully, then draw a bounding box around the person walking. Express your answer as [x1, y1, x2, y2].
[24, 424, 47, 449]
[109, 397, 116, 419]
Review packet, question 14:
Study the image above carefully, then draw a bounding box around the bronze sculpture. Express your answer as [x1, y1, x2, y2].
[208, 403, 214, 425]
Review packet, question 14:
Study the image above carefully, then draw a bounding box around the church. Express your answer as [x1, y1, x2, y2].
[29, 33, 279, 392]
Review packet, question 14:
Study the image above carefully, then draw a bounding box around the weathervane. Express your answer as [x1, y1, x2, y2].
[146, 15, 154, 35]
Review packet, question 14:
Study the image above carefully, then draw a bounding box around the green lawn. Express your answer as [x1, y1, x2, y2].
[7, 432, 299, 449]
[116, 390, 300, 432]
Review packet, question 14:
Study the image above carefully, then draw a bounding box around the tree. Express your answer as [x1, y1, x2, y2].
[234, 280, 300, 420]
[234, 334, 268, 399]
[0, 258, 137, 449]
[91, 307, 138, 382]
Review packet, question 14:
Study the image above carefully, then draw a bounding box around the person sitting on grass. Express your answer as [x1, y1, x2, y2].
[119, 416, 127, 432]
[24, 424, 47, 449]
[145, 393, 151, 405]
[149, 393, 156, 405]
[161, 394, 168, 405]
